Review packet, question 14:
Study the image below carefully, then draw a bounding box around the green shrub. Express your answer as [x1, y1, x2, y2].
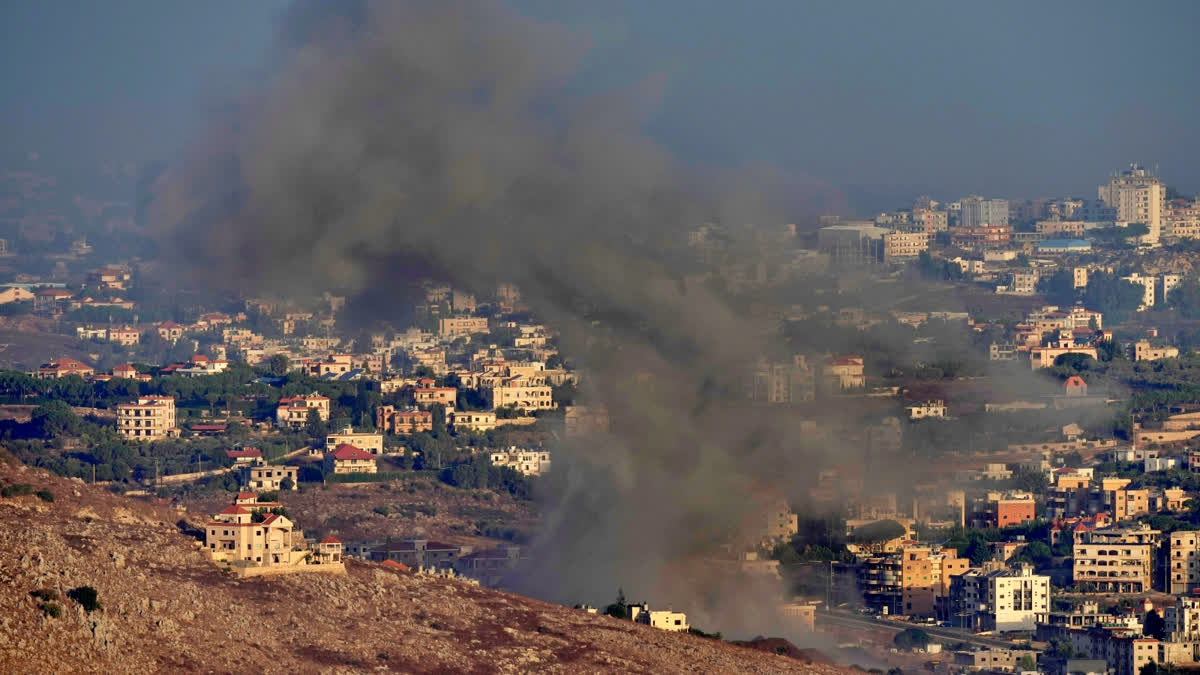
[67, 586, 101, 613]
[40, 602, 63, 618]
[1, 483, 33, 498]
[35, 489, 54, 503]
[30, 588, 59, 602]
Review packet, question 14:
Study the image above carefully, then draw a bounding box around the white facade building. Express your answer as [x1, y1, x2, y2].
[1099, 164, 1165, 245]
[960, 197, 1010, 229]
[1121, 273, 1157, 311]
[488, 447, 551, 476]
[628, 604, 689, 632]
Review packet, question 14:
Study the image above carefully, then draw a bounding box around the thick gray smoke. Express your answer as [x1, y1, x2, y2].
[146, 0, 1082, 639]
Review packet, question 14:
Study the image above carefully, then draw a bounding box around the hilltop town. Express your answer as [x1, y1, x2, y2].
[7, 160, 1200, 673]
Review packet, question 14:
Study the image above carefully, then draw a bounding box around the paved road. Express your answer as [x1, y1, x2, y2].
[817, 610, 1031, 651]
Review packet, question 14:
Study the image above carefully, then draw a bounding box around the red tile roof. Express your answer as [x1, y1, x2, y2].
[327, 443, 375, 461]
[225, 448, 263, 459]
[43, 358, 92, 371]
[320, 535, 341, 544]
[218, 505, 250, 515]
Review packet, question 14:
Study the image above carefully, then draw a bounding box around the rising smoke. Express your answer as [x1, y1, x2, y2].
[147, 0, 1086, 640]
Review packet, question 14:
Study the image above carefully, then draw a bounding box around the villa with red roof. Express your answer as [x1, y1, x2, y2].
[105, 363, 151, 382]
[824, 354, 865, 389]
[315, 536, 344, 565]
[31, 358, 94, 380]
[225, 447, 263, 465]
[276, 393, 330, 429]
[156, 320, 185, 343]
[324, 443, 377, 475]
[33, 287, 73, 312]
[203, 497, 344, 577]
[176, 354, 231, 377]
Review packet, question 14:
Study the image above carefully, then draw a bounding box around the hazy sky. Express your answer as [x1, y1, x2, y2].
[2, 0, 1198, 212]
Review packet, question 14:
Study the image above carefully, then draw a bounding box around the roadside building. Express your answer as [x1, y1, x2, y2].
[946, 564, 1049, 632]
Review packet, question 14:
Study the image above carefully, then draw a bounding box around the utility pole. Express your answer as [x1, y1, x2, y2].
[826, 559, 833, 609]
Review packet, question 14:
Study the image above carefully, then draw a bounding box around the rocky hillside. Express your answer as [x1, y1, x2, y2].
[180, 477, 539, 553]
[0, 456, 847, 673]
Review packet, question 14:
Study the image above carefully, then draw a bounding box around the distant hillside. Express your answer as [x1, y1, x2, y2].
[0, 455, 845, 673]
[0, 317, 95, 372]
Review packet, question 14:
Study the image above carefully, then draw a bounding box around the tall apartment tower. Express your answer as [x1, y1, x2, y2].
[1099, 164, 1165, 245]
[959, 197, 1009, 229]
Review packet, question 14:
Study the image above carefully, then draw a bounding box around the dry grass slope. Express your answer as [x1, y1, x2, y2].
[0, 455, 847, 673]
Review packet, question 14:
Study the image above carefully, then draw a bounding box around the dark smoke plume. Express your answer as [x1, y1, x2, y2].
[147, 0, 1080, 639]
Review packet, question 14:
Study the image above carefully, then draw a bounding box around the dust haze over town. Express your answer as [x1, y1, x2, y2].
[4, 1, 1200, 672]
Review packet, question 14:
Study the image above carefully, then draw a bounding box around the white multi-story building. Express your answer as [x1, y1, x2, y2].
[1163, 274, 1183, 304]
[1121, 273, 1157, 311]
[488, 447, 551, 476]
[488, 377, 556, 412]
[960, 197, 1010, 229]
[1168, 531, 1200, 595]
[1164, 596, 1200, 640]
[948, 564, 1049, 632]
[1011, 269, 1038, 295]
[1099, 164, 1165, 245]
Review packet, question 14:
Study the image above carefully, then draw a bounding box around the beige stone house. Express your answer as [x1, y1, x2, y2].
[116, 395, 178, 441]
[242, 463, 299, 491]
[275, 393, 330, 429]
